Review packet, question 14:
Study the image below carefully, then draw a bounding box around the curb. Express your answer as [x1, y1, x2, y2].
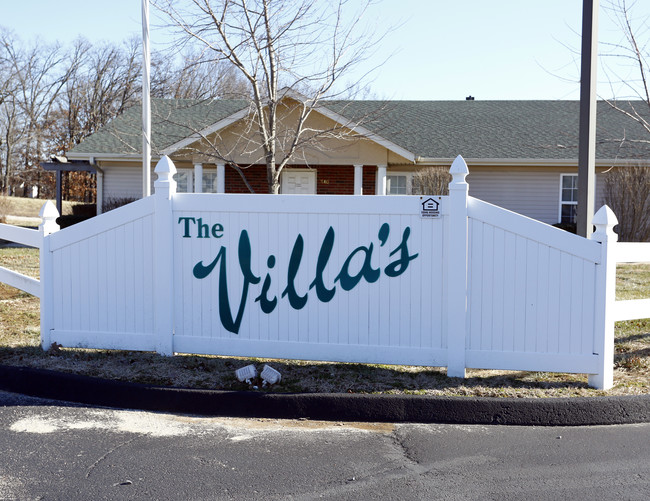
[2, 364, 650, 426]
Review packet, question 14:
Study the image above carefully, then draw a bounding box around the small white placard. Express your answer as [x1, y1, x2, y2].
[419, 196, 442, 218]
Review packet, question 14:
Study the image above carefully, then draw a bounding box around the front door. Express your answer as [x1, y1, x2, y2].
[281, 170, 316, 194]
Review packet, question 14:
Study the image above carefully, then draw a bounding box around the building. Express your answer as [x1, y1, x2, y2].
[65, 96, 650, 226]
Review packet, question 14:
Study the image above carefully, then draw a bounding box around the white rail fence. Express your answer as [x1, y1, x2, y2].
[0, 203, 58, 297]
[614, 243, 650, 321]
[0, 155, 648, 390]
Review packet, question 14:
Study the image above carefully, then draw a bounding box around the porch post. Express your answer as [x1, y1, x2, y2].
[96, 170, 104, 214]
[216, 163, 225, 193]
[447, 155, 469, 378]
[153, 155, 177, 356]
[353, 164, 363, 195]
[193, 162, 203, 193]
[376, 165, 387, 195]
[589, 205, 618, 389]
[55, 170, 63, 216]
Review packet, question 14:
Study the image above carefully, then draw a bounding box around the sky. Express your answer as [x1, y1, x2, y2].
[2, 0, 649, 101]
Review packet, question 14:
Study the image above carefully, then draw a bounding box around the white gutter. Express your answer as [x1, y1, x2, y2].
[89, 157, 104, 215]
[415, 157, 650, 167]
[67, 152, 161, 162]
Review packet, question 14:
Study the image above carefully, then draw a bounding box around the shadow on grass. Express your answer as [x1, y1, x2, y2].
[616, 331, 650, 344]
[0, 345, 597, 398]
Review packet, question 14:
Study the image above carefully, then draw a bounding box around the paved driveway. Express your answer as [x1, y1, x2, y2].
[2, 391, 650, 500]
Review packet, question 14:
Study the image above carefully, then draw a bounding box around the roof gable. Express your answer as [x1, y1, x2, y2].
[70, 98, 248, 157]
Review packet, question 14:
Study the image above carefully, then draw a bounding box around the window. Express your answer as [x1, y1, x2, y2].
[174, 170, 193, 193]
[173, 169, 220, 193]
[559, 174, 578, 224]
[386, 173, 412, 195]
[202, 171, 218, 193]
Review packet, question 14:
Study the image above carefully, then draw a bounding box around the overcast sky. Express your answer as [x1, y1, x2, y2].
[3, 0, 649, 100]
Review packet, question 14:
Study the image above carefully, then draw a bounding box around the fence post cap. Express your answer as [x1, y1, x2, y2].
[38, 201, 59, 219]
[592, 205, 618, 242]
[39, 201, 59, 234]
[154, 155, 177, 177]
[449, 155, 469, 190]
[450, 155, 469, 175]
[154, 155, 177, 197]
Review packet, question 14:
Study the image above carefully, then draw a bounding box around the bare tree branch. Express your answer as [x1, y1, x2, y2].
[152, 0, 386, 193]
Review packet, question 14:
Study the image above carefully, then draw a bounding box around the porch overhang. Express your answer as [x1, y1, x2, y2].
[41, 158, 99, 216]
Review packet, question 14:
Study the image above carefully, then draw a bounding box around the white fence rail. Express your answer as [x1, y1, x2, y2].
[0, 222, 41, 248]
[0, 203, 59, 298]
[1, 155, 648, 391]
[613, 242, 650, 322]
[0, 265, 40, 297]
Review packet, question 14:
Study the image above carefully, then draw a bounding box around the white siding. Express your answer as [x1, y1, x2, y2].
[101, 163, 610, 226]
[467, 171, 561, 224]
[103, 165, 153, 202]
[468, 170, 607, 225]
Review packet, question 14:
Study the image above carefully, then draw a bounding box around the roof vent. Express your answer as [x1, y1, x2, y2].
[466, 96, 475, 101]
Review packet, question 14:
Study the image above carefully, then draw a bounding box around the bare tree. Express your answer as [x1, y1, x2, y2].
[598, 1, 650, 242]
[1, 20, 306, 199]
[152, 49, 249, 99]
[53, 38, 142, 152]
[0, 30, 22, 194]
[0, 32, 142, 199]
[152, 0, 384, 193]
[0, 30, 83, 196]
[412, 167, 452, 196]
[603, 166, 650, 241]
[42, 38, 144, 202]
[601, 0, 650, 140]
[0, 92, 23, 195]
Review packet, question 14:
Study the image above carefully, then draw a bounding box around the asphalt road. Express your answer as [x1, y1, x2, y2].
[1, 391, 650, 500]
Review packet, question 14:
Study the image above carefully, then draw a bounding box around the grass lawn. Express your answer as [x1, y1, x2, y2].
[0, 195, 81, 226]
[0, 246, 648, 397]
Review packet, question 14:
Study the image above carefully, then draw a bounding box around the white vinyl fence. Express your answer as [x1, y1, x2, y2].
[1, 155, 648, 390]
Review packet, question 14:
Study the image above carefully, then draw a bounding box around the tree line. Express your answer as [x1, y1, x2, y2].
[0, 29, 248, 200]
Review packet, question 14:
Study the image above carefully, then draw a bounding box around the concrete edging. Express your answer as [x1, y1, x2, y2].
[1, 364, 649, 426]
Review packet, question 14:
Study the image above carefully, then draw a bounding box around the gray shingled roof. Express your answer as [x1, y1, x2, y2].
[69, 98, 650, 161]
[70, 98, 248, 156]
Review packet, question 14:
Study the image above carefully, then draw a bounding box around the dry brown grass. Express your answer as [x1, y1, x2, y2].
[1, 248, 648, 398]
[0, 196, 8, 224]
[0, 195, 79, 219]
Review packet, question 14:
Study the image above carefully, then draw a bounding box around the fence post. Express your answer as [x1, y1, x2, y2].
[153, 155, 177, 356]
[589, 205, 618, 389]
[447, 155, 469, 378]
[39, 201, 59, 351]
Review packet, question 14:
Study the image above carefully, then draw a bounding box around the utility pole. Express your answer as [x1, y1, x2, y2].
[142, 0, 152, 197]
[577, 0, 599, 238]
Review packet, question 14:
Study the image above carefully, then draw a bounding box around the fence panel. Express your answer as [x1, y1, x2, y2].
[171, 193, 448, 366]
[34, 156, 622, 389]
[466, 197, 602, 374]
[47, 198, 157, 350]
